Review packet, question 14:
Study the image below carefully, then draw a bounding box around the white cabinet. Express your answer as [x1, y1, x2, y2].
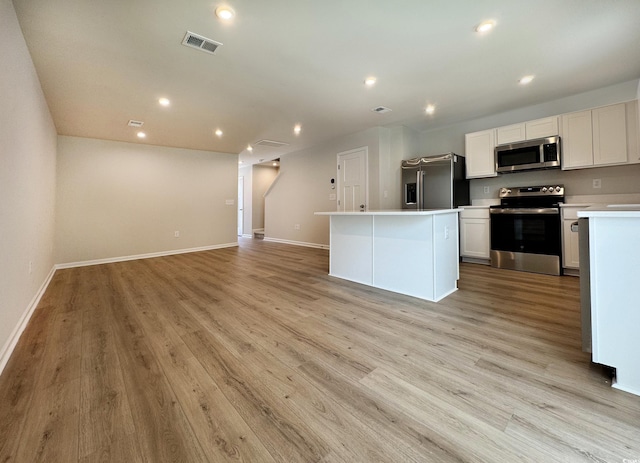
[561, 110, 593, 169]
[579, 209, 640, 396]
[593, 103, 628, 165]
[496, 117, 559, 145]
[459, 207, 490, 262]
[526, 116, 559, 140]
[464, 130, 497, 179]
[561, 205, 590, 272]
[562, 103, 631, 169]
[496, 124, 525, 145]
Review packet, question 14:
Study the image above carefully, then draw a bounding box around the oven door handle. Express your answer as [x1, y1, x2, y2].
[490, 208, 560, 215]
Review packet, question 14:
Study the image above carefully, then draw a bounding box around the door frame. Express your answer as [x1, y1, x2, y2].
[237, 176, 244, 236]
[336, 146, 369, 212]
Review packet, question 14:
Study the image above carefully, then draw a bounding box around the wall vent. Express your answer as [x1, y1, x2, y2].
[182, 31, 222, 55]
[371, 106, 392, 114]
[253, 139, 289, 148]
[127, 120, 144, 127]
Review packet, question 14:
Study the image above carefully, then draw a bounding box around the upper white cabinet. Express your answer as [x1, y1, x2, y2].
[562, 102, 638, 169]
[561, 110, 594, 168]
[496, 124, 525, 145]
[526, 116, 559, 140]
[465, 129, 497, 179]
[496, 117, 559, 145]
[466, 100, 638, 175]
[593, 103, 628, 165]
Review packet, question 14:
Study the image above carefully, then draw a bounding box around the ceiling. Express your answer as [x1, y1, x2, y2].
[13, 0, 640, 165]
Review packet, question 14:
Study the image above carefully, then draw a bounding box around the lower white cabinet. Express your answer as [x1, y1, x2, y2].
[459, 207, 490, 261]
[561, 205, 591, 273]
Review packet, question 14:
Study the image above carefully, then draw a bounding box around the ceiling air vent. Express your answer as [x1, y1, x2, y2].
[371, 106, 392, 114]
[127, 120, 144, 127]
[182, 31, 222, 55]
[253, 139, 290, 148]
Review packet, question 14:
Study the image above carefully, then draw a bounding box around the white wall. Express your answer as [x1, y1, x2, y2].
[419, 79, 640, 201]
[265, 127, 385, 246]
[0, 0, 58, 370]
[55, 136, 238, 264]
[252, 165, 278, 231]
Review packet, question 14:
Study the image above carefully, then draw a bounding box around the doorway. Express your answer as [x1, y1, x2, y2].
[337, 147, 368, 212]
[238, 176, 244, 236]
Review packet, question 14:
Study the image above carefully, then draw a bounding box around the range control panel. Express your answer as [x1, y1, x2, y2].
[499, 185, 564, 198]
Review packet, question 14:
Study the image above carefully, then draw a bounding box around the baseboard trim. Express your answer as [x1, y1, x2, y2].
[263, 237, 329, 250]
[0, 265, 57, 375]
[241, 234, 253, 238]
[55, 242, 239, 269]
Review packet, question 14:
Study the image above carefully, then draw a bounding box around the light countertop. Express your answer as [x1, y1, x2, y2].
[315, 209, 460, 216]
[578, 204, 640, 218]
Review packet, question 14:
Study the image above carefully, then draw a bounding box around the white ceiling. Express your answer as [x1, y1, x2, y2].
[13, 0, 640, 165]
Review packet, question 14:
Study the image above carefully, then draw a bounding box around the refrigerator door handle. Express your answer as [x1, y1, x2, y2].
[416, 170, 423, 209]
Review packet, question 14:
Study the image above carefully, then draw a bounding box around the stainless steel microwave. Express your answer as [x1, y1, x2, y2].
[495, 136, 561, 173]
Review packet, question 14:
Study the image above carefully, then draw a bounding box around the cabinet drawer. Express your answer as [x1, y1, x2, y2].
[459, 208, 490, 219]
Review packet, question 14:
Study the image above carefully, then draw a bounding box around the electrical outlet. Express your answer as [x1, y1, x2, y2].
[593, 178, 601, 189]
[444, 226, 450, 240]
[294, 224, 300, 230]
[329, 194, 336, 200]
[225, 199, 234, 205]
[29, 260, 33, 274]
[174, 231, 180, 238]
[483, 186, 490, 194]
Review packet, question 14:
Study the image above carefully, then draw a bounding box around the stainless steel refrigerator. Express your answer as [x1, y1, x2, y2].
[401, 153, 469, 209]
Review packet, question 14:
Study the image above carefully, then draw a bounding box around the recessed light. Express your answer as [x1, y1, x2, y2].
[215, 6, 235, 20]
[294, 124, 302, 135]
[137, 131, 146, 139]
[475, 20, 496, 33]
[364, 76, 377, 86]
[215, 129, 223, 137]
[247, 145, 253, 152]
[158, 97, 170, 106]
[272, 162, 278, 166]
[425, 104, 436, 115]
[238, 160, 243, 165]
[519, 75, 535, 85]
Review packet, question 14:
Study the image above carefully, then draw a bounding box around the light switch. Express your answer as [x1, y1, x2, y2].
[329, 194, 337, 200]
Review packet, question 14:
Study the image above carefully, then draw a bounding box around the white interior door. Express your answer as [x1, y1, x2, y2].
[237, 176, 244, 236]
[337, 147, 368, 212]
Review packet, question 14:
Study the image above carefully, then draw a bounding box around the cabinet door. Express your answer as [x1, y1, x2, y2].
[464, 130, 497, 179]
[626, 100, 640, 164]
[561, 110, 593, 169]
[593, 103, 628, 166]
[460, 218, 490, 258]
[496, 124, 525, 145]
[562, 219, 580, 269]
[526, 116, 559, 140]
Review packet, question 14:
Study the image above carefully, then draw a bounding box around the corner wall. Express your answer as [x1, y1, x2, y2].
[0, 0, 58, 371]
[55, 136, 238, 264]
[265, 127, 384, 246]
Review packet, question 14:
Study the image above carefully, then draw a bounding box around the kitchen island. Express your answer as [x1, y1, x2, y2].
[314, 210, 460, 302]
[578, 204, 640, 397]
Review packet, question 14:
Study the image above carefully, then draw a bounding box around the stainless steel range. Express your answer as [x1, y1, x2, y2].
[489, 185, 564, 276]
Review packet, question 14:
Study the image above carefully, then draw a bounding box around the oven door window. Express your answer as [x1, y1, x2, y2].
[490, 212, 561, 255]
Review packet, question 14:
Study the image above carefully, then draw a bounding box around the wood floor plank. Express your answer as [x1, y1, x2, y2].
[1, 238, 639, 462]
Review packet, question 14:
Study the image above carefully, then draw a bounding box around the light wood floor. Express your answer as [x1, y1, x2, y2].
[1, 239, 639, 462]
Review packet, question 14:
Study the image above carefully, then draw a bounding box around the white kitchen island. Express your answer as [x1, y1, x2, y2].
[578, 205, 640, 397]
[314, 210, 460, 302]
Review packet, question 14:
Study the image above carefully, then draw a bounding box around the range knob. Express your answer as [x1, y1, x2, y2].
[555, 186, 562, 192]
[542, 187, 548, 192]
[500, 188, 507, 194]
